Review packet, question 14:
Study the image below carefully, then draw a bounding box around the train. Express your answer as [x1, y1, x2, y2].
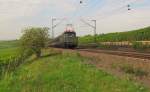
[50, 30, 78, 48]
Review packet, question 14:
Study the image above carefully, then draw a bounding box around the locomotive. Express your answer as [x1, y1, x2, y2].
[50, 24, 78, 48]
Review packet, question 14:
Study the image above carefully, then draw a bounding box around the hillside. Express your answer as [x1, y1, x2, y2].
[79, 27, 150, 44]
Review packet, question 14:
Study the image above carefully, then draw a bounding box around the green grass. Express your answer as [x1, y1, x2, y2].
[0, 40, 19, 58]
[0, 52, 148, 92]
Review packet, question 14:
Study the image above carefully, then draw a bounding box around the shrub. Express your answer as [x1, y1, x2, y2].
[20, 27, 49, 57]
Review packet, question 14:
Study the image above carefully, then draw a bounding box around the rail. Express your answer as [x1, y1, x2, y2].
[76, 49, 150, 60]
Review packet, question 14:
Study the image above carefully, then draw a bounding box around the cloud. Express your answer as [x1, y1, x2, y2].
[0, 0, 77, 40]
[86, 0, 150, 34]
[0, 0, 150, 40]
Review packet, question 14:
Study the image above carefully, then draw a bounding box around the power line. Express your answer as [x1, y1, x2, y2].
[67, 0, 101, 21]
[51, 0, 141, 38]
[95, 0, 140, 21]
[51, 18, 66, 38]
[80, 19, 97, 42]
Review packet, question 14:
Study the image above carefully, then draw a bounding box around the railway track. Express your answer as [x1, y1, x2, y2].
[76, 49, 150, 60]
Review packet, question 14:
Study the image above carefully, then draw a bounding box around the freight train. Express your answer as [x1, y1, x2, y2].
[50, 30, 78, 48]
[100, 41, 150, 47]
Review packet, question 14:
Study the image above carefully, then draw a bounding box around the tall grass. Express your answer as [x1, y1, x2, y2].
[0, 52, 31, 78]
[0, 40, 32, 77]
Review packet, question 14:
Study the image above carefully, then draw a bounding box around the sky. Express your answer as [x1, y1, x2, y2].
[0, 0, 150, 40]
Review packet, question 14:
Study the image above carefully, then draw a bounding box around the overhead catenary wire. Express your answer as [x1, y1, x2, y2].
[74, 0, 141, 26]
[66, 0, 101, 21]
[52, 18, 66, 29]
[65, 0, 131, 23]
[95, 0, 140, 21]
[51, 0, 142, 37]
[78, 0, 141, 37]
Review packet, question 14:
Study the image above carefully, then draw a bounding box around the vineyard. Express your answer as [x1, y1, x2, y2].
[79, 27, 150, 43]
[79, 27, 150, 51]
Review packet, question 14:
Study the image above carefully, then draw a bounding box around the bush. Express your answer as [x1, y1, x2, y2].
[20, 27, 49, 57]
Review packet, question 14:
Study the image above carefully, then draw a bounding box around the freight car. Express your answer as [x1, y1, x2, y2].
[50, 31, 78, 48]
[100, 41, 150, 47]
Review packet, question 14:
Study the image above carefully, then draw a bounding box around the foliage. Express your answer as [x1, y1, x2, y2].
[0, 52, 148, 92]
[79, 27, 150, 43]
[20, 27, 49, 57]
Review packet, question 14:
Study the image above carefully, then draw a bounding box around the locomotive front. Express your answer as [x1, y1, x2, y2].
[63, 31, 78, 48]
[50, 24, 78, 48]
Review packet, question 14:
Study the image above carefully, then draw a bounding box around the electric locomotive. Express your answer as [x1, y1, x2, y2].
[50, 24, 78, 48]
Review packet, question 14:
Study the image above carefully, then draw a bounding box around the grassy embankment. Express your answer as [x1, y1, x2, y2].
[0, 41, 149, 92]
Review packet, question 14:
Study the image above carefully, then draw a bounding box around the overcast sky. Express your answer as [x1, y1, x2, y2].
[0, 0, 150, 40]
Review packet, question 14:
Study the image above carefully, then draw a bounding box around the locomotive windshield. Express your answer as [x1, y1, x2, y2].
[64, 32, 76, 37]
[64, 32, 77, 43]
[65, 33, 75, 37]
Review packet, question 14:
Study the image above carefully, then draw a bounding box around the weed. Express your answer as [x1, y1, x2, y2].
[120, 64, 148, 77]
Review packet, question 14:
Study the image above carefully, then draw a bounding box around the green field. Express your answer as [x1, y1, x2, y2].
[0, 41, 149, 92]
[0, 40, 18, 49]
[0, 40, 19, 58]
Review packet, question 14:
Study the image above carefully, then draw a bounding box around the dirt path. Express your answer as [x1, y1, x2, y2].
[53, 48, 150, 88]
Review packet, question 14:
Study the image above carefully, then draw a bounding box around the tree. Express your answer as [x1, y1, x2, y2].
[20, 27, 49, 57]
